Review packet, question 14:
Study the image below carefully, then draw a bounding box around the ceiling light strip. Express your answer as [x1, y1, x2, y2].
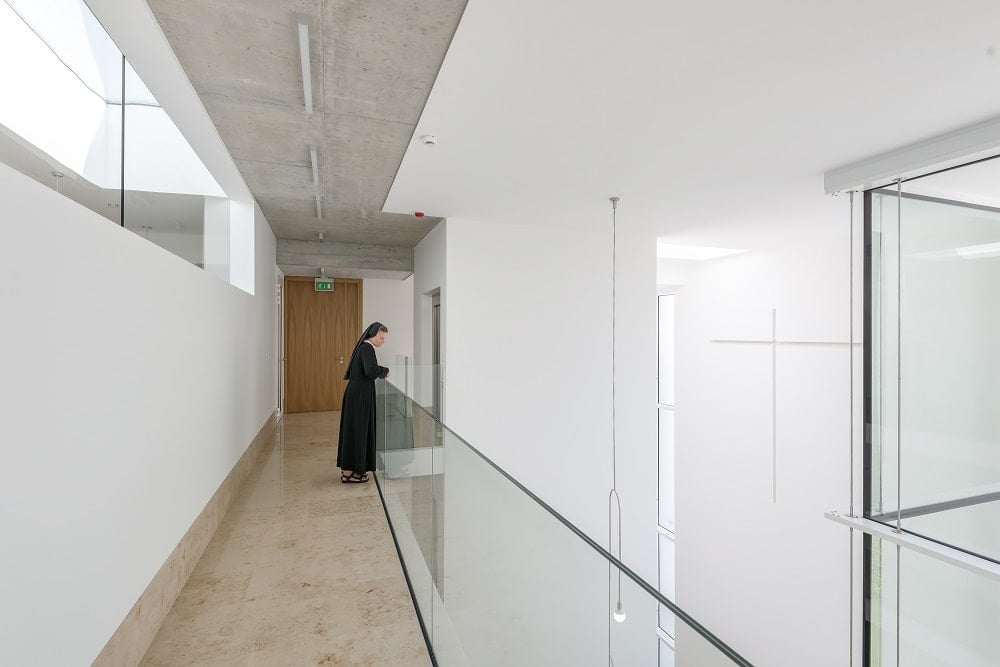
[309, 144, 319, 188]
[315, 195, 322, 219]
[296, 13, 313, 115]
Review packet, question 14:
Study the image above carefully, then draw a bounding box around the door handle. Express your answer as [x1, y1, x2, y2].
[336, 356, 345, 363]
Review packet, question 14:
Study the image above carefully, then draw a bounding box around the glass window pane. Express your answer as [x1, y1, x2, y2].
[658, 295, 675, 406]
[869, 535, 1000, 666]
[658, 407, 675, 533]
[658, 532, 675, 637]
[868, 160, 1000, 561]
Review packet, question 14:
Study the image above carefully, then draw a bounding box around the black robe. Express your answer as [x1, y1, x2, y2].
[337, 342, 388, 472]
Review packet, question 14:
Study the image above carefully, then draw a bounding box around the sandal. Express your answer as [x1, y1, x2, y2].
[341, 472, 369, 483]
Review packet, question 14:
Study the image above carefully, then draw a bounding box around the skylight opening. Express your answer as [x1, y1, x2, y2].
[656, 243, 745, 261]
[0, 0, 223, 197]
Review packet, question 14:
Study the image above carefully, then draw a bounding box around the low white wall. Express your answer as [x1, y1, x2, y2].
[0, 162, 277, 665]
[674, 213, 852, 666]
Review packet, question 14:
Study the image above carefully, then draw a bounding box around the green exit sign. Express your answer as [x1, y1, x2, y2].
[314, 279, 334, 292]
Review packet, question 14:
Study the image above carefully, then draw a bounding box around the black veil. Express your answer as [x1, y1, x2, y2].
[344, 321, 384, 380]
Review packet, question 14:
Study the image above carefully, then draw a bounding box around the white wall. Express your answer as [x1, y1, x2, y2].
[0, 162, 277, 665]
[145, 229, 203, 266]
[673, 210, 853, 666]
[363, 275, 415, 374]
[413, 222, 447, 411]
[443, 216, 658, 584]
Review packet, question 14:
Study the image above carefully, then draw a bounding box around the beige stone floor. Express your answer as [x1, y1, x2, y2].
[140, 412, 431, 667]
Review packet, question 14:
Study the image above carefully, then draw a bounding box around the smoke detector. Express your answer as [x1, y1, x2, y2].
[421, 134, 437, 146]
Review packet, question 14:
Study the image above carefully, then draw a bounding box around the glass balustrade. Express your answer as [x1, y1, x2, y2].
[375, 377, 751, 666]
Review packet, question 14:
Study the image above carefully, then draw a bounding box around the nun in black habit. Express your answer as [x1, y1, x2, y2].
[337, 322, 389, 483]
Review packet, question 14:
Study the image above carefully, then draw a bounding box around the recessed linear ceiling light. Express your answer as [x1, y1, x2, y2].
[315, 195, 322, 219]
[914, 241, 1000, 260]
[309, 144, 319, 188]
[657, 243, 745, 261]
[296, 14, 313, 115]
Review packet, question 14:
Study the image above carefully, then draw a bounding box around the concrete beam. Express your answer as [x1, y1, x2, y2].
[277, 239, 413, 274]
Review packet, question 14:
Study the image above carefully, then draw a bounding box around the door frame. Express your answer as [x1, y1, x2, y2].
[276, 267, 285, 418]
[282, 275, 364, 413]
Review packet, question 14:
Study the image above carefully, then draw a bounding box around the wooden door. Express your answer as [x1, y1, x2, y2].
[284, 277, 361, 413]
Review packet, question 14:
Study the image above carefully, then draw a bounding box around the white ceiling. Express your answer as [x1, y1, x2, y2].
[384, 0, 1000, 249]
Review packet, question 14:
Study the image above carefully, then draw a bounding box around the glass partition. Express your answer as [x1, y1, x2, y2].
[867, 160, 1000, 563]
[868, 535, 1000, 666]
[376, 378, 751, 666]
[866, 156, 1000, 666]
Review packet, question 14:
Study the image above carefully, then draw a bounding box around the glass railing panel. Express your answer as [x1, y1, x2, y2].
[377, 377, 435, 633]
[430, 424, 606, 665]
[869, 534, 1000, 666]
[375, 379, 751, 666]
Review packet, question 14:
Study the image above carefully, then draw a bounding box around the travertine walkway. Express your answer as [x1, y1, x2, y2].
[140, 412, 429, 666]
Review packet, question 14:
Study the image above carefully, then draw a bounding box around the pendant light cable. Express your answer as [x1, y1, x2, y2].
[607, 196, 623, 666]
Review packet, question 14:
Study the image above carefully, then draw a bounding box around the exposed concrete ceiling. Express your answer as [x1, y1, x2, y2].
[147, 0, 466, 261]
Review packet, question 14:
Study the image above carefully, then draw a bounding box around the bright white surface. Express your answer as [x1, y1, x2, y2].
[658, 532, 676, 637]
[0, 2, 223, 197]
[0, 1, 108, 177]
[442, 216, 658, 584]
[674, 215, 854, 666]
[385, 0, 1000, 247]
[657, 295, 675, 406]
[7, 0, 121, 97]
[379, 0, 1000, 660]
[123, 105, 224, 197]
[363, 276, 415, 364]
[87, 0, 252, 203]
[658, 409, 676, 534]
[413, 222, 446, 412]
[656, 244, 744, 261]
[0, 161, 277, 665]
[228, 200, 256, 294]
[204, 196, 230, 281]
